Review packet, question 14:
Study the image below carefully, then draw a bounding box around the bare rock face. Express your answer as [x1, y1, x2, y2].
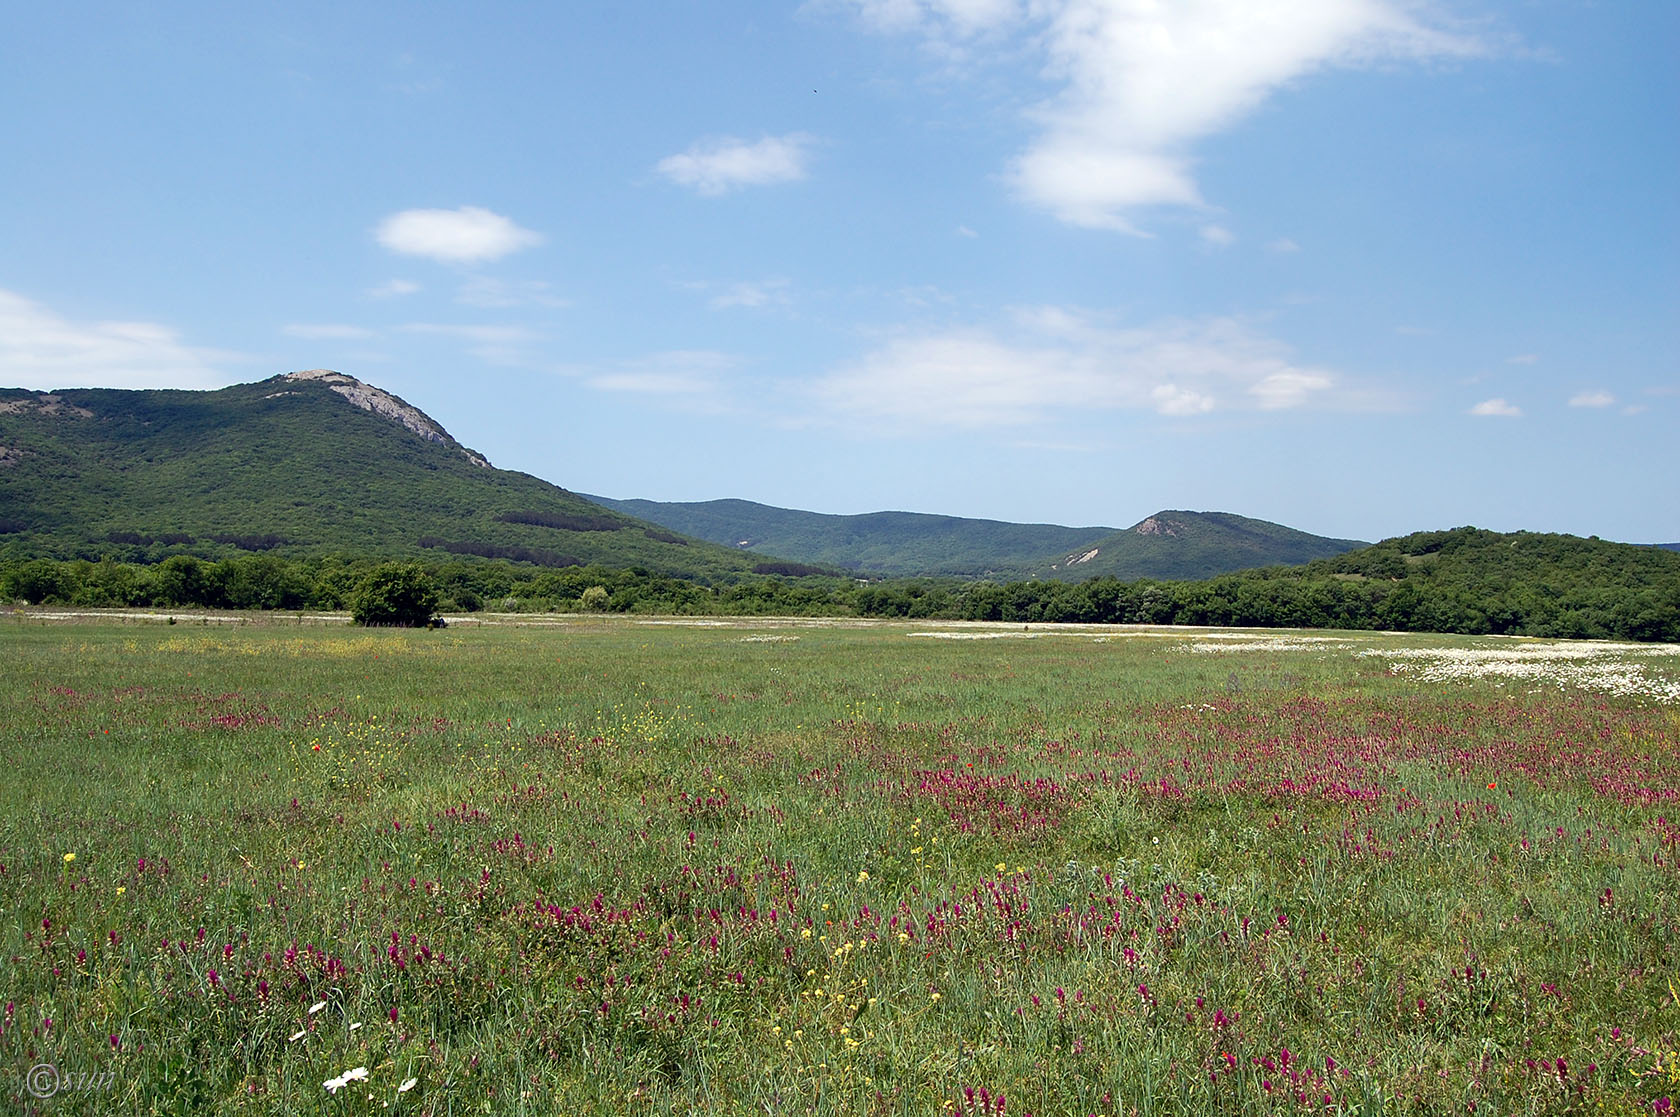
[1134, 516, 1183, 537]
[285, 370, 490, 468]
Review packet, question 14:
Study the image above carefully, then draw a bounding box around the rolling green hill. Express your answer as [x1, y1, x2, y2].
[1024, 510, 1368, 581]
[583, 496, 1365, 581]
[0, 371, 766, 581]
[581, 496, 1114, 576]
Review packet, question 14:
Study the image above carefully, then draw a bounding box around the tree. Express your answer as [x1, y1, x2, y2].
[349, 563, 441, 627]
[578, 585, 610, 612]
[153, 555, 214, 607]
[3, 559, 73, 604]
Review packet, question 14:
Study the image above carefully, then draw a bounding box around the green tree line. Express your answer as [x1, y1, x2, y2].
[2, 527, 1675, 641]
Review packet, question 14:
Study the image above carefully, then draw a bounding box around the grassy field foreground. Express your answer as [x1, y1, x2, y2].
[1, 616, 1678, 1115]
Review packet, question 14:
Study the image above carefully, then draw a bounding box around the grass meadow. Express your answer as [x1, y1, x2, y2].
[1, 614, 1677, 1115]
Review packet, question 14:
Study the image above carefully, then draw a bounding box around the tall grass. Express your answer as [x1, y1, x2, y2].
[1, 617, 1676, 1114]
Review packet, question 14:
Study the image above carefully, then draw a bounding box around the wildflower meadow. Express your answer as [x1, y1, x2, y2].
[1, 615, 1677, 1115]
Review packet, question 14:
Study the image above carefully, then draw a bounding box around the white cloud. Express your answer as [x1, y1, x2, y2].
[1506, 353, 1539, 365]
[1267, 237, 1301, 254]
[656, 134, 813, 195]
[956, 224, 979, 238]
[1469, 397, 1521, 417]
[375, 207, 542, 264]
[1200, 224, 1235, 247]
[844, 0, 1023, 36]
[367, 279, 420, 298]
[1152, 383, 1216, 416]
[282, 324, 376, 340]
[814, 310, 1340, 428]
[845, 1, 1489, 230]
[1250, 369, 1334, 410]
[1568, 390, 1615, 408]
[0, 289, 237, 391]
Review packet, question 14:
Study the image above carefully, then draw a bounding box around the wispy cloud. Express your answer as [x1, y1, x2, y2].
[1266, 237, 1301, 254]
[1568, 390, 1615, 408]
[454, 277, 569, 309]
[398, 322, 540, 366]
[1506, 353, 1539, 365]
[398, 323, 538, 344]
[842, 1, 1491, 231]
[843, 0, 1023, 37]
[282, 324, 376, 340]
[656, 134, 814, 195]
[702, 278, 792, 310]
[814, 309, 1340, 429]
[1469, 397, 1522, 417]
[579, 350, 736, 407]
[0, 289, 237, 391]
[367, 279, 420, 298]
[375, 206, 542, 264]
[1200, 224, 1235, 248]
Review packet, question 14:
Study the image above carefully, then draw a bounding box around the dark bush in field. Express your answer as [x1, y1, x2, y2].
[349, 563, 441, 627]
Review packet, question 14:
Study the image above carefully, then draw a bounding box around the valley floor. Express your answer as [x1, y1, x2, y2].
[2, 616, 1677, 1114]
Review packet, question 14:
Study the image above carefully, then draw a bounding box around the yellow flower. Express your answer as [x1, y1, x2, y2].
[63, 853, 76, 863]
[995, 862, 1006, 873]
[801, 929, 812, 939]
[857, 870, 869, 883]
[929, 992, 941, 1002]
[115, 887, 126, 896]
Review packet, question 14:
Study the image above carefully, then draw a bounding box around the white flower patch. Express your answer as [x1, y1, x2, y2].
[324, 1066, 369, 1093]
[907, 631, 1041, 640]
[1364, 642, 1680, 703]
[1185, 638, 1343, 653]
[740, 635, 799, 642]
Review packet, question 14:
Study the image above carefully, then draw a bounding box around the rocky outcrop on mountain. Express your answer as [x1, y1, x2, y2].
[285, 369, 490, 467]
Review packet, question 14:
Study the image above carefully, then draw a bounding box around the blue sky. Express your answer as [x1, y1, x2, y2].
[3, 1, 1675, 543]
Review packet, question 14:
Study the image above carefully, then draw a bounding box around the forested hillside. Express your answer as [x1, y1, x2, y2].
[584, 498, 1364, 580]
[0, 373, 770, 581]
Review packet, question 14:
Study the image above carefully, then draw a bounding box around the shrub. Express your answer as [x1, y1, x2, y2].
[349, 563, 441, 627]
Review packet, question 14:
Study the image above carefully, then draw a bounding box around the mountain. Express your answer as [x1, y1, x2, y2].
[582, 496, 1366, 581]
[1026, 510, 1368, 581]
[0, 371, 767, 580]
[581, 496, 1112, 577]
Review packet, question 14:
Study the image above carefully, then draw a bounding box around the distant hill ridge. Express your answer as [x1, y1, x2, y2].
[582, 496, 1367, 581]
[580, 496, 1113, 577]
